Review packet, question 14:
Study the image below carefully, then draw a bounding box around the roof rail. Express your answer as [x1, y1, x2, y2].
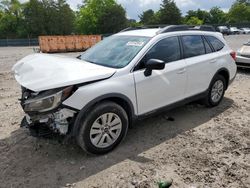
[120, 25, 216, 33]
[120, 25, 167, 32]
[158, 25, 216, 34]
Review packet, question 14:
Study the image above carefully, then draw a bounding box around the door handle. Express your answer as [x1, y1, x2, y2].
[209, 59, 217, 64]
[177, 68, 186, 74]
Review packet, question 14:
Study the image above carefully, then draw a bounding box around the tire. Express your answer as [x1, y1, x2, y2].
[204, 75, 226, 107]
[76, 101, 129, 154]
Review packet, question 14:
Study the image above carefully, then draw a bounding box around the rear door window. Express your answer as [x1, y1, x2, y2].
[203, 37, 213, 54]
[205, 36, 225, 51]
[182, 35, 206, 58]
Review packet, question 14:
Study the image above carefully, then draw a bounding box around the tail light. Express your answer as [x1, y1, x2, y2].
[230, 51, 236, 61]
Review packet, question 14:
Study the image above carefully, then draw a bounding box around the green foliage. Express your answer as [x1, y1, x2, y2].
[236, 0, 250, 5]
[185, 9, 211, 24]
[0, 0, 74, 38]
[2, 0, 250, 38]
[0, 0, 24, 38]
[228, 1, 250, 23]
[158, 0, 182, 24]
[23, 0, 75, 37]
[75, 0, 127, 34]
[209, 7, 227, 24]
[184, 6, 229, 25]
[23, 0, 46, 36]
[139, 9, 158, 25]
[185, 16, 203, 25]
[98, 4, 127, 33]
[128, 19, 142, 27]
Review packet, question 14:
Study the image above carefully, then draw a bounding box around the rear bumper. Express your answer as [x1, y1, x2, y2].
[236, 55, 250, 65]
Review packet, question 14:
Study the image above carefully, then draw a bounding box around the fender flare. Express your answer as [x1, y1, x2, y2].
[209, 68, 230, 90]
[71, 93, 136, 136]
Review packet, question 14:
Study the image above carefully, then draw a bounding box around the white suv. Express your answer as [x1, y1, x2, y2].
[13, 25, 237, 154]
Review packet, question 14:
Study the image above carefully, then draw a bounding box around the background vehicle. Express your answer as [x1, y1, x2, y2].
[236, 41, 250, 67]
[194, 25, 216, 32]
[217, 26, 230, 35]
[240, 28, 250, 34]
[13, 25, 237, 154]
[230, 27, 241, 35]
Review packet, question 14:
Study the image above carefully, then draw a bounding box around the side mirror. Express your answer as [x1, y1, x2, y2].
[144, 59, 165, 77]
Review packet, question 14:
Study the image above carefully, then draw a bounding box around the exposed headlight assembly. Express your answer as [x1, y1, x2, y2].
[24, 86, 73, 113]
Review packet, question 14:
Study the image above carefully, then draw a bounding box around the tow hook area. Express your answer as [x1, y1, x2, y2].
[21, 109, 76, 137]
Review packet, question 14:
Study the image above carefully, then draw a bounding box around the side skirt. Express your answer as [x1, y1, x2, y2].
[136, 91, 208, 120]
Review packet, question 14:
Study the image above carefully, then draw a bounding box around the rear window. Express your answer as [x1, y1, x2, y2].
[182, 35, 206, 58]
[205, 36, 225, 51]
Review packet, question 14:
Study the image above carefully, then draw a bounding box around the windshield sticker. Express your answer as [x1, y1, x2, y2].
[126, 41, 145, 47]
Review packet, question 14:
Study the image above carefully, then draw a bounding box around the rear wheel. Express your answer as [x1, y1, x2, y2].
[204, 75, 226, 107]
[76, 101, 128, 154]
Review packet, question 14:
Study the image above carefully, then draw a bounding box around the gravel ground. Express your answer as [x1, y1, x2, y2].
[0, 36, 249, 188]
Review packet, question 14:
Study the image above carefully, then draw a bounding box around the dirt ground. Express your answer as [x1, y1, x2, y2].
[0, 36, 249, 188]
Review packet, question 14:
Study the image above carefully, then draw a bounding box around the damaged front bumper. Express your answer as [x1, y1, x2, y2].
[22, 108, 77, 136]
[20, 86, 78, 137]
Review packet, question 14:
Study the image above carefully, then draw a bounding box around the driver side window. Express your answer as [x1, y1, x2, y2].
[138, 36, 181, 69]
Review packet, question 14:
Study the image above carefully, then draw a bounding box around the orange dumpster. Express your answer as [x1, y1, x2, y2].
[39, 35, 102, 53]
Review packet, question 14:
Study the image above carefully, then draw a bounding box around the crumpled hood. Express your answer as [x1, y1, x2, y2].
[12, 53, 116, 92]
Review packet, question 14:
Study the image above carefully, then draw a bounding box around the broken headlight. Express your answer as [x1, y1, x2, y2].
[24, 86, 73, 113]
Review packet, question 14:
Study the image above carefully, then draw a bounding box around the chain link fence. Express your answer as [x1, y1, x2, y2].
[0, 38, 39, 47]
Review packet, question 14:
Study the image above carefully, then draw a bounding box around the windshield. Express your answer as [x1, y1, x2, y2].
[80, 35, 150, 68]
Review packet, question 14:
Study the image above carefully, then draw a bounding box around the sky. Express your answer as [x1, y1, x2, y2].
[68, 0, 235, 19]
[21, 0, 236, 20]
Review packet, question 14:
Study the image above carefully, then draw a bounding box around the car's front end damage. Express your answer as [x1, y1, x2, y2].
[12, 53, 116, 137]
[20, 86, 78, 137]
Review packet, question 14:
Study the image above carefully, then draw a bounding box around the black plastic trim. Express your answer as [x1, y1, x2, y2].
[214, 68, 231, 90]
[236, 62, 250, 67]
[72, 93, 136, 136]
[136, 91, 208, 120]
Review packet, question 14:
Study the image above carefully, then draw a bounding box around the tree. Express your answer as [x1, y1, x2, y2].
[75, 0, 127, 34]
[185, 16, 203, 25]
[0, 0, 24, 38]
[236, 0, 250, 5]
[127, 19, 142, 27]
[185, 9, 211, 24]
[209, 7, 227, 24]
[139, 9, 157, 25]
[56, 0, 75, 35]
[228, 2, 250, 23]
[98, 4, 127, 33]
[23, 0, 46, 36]
[158, 0, 182, 24]
[23, 0, 75, 37]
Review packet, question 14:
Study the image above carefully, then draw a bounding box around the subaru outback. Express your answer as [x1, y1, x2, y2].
[13, 25, 237, 154]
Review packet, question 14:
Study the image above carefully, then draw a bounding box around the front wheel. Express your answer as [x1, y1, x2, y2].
[76, 101, 129, 154]
[204, 75, 226, 107]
